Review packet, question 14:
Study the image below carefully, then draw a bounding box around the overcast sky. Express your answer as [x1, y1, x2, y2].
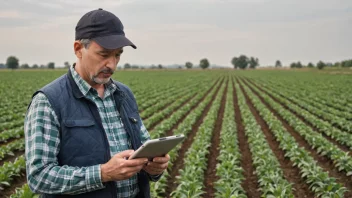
[0, 0, 351, 67]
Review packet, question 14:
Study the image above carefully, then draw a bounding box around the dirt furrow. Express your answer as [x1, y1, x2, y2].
[163, 78, 222, 137]
[164, 78, 224, 197]
[0, 150, 24, 167]
[257, 81, 350, 133]
[147, 93, 197, 131]
[245, 78, 351, 153]
[0, 173, 27, 198]
[242, 78, 352, 197]
[142, 100, 176, 120]
[202, 79, 228, 197]
[237, 79, 313, 198]
[232, 78, 261, 198]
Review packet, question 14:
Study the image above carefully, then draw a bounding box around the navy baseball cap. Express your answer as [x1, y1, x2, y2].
[75, 8, 136, 49]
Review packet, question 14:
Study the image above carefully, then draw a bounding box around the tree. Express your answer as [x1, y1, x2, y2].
[199, 58, 210, 69]
[6, 56, 19, 69]
[47, 62, 55, 69]
[307, 62, 314, 68]
[158, 64, 163, 69]
[341, 59, 352, 67]
[249, 57, 259, 69]
[185, 62, 193, 69]
[231, 55, 248, 69]
[317, 61, 326, 70]
[296, 61, 303, 68]
[290, 61, 302, 68]
[231, 57, 238, 69]
[290, 62, 297, 68]
[275, 60, 282, 68]
[32, 64, 39, 69]
[64, 61, 70, 68]
[124, 63, 131, 69]
[20, 63, 30, 69]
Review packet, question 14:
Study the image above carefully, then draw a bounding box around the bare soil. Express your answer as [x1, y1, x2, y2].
[163, 78, 221, 137]
[0, 171, 27, 198]
[245, 79, 352, 154]
[0, 150, 24, 167]
[147, 93, 197, 131]
[202, 79, 228, 197]
[243, 78, 352, 197]
[164, 78, 224, 197]
[238, 78, 314, 198]
[232, 78, 261, 198]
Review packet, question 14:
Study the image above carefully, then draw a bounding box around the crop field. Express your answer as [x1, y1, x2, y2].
[0, 69, 351, 198]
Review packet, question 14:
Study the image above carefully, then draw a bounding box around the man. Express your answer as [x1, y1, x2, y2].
[24, 8, 169, 198]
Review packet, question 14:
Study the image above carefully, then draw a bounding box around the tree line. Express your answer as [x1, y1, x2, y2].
[4, 55, 350, 71]
[275, 59, 352, 70]
[3, 55, 259, 70]
[1, 56, 71, 69]
[122, 58, 211, 70]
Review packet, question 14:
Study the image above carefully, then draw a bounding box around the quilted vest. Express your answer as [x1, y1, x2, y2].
[32, 69, 150, 198]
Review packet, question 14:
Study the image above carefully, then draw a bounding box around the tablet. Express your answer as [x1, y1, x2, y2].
[129, 134, 185, 160]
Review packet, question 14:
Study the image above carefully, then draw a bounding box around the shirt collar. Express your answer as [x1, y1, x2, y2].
[70, 64, 91, 96]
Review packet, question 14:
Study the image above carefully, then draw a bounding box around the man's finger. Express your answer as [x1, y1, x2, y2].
[123, 164, 145, 174]
[123, 158, 148, 167]
[116, 150, 134, 158]
[152, 154, 170, 163]
[146, 161, 168, 169]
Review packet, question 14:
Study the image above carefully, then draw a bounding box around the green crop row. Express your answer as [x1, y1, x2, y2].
[0, 138, 25, 161]
[240, 79, 347, 197]
[250, 79, 352, 132]
[0, 127, 24, 143]
[244, 80, 352, 176]
[0, 155, 26, 190]
[236, 81, 294, 197]
[214, 81, 246, 198]
[149, 78, 223, 197]
[171, 79, 226, 197]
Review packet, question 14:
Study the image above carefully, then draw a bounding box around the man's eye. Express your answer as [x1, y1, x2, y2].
[101, 54, 109, 58]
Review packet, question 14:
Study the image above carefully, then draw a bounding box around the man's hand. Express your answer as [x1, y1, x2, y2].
[101, 150, 148, 182]
[143, 154, 170, 176]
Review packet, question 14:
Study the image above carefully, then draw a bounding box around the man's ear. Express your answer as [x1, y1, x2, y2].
[74, 41, 83, 58]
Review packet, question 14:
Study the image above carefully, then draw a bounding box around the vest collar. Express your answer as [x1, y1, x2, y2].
[67, 68, 85, 99]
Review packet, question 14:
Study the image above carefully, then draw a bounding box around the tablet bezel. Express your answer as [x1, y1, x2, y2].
[128, 134, 185, 160]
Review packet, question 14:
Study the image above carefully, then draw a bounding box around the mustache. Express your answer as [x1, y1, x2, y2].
[98, 68, 114, 74]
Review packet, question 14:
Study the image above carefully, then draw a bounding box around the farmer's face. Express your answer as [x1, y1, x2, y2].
[76, 40, 123, 85]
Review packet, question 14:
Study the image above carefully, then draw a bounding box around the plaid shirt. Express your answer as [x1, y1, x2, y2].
[25, 66, 150, 197]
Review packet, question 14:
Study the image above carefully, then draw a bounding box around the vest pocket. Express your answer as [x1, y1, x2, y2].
[62, 119, 98, 147]
[63, 119, 95, 127]
[60, 119, 101, 166]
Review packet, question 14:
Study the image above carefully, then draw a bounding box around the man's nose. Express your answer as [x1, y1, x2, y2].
[106, 55, 119, 68]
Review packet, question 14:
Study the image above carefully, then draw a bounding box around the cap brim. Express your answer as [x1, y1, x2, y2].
[92, 35, 136, 50]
